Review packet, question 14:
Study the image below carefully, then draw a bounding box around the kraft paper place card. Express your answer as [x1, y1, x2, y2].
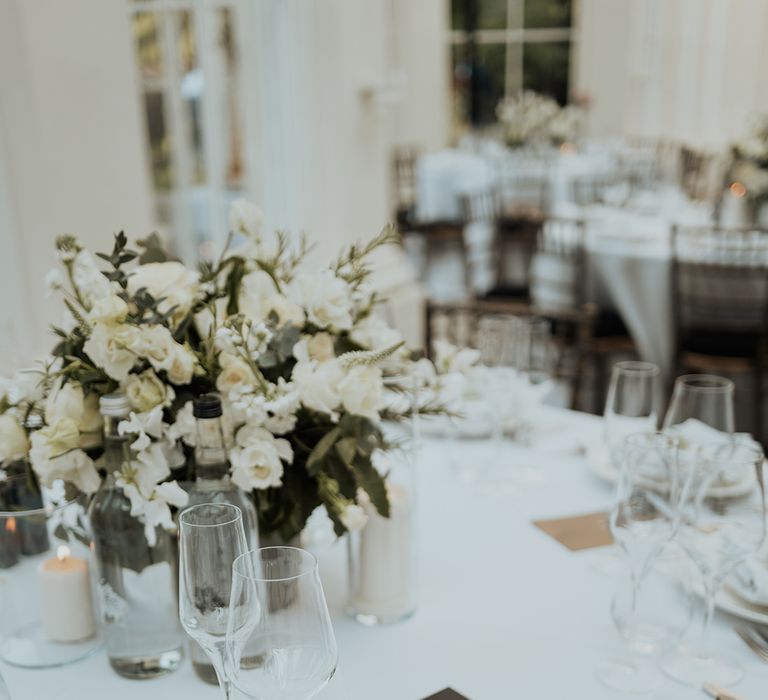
[533, 511, 613, 551]
[421, 690, 470, 700]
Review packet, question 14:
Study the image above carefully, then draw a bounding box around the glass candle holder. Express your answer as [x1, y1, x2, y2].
[0, 479, 100, 668]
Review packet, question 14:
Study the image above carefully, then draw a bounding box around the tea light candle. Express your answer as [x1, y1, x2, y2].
[720, 181, 750, 227]
[352, 485, 413, 618]
[38, 545, 96, 642]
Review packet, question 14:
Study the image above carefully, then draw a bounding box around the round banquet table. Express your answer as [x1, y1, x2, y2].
[3, 407, 768, 700]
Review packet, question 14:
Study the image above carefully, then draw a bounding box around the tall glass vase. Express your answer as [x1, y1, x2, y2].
[346, 421, 418, 625]
[88, 394, 184, 679]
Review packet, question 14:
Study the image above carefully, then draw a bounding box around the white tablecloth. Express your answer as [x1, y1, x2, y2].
[4, 408, 768, 700]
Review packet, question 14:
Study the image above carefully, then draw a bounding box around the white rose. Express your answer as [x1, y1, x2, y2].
[337, 365, 384, 421]
[291, 359, 343, 420]
[88, 294, 128, 324]
[133, 324, 175, 365]
[123, 370, 172, 413]
[350, 316, 403, 351]
[229, 199, 263, 239]
[29, 418, 100, 493]
[217, 355, 256, 395]
[239, 270, 303, 326]
[83, 323, 140, 382]
[45, 379, 84, 426]
[230, 425, 293, 490]
[290, 271, 353, 330]
[0, 414, 29, 461]
[158, 344, 197, 386]
[340, 503, 368, 532]
[127, 262, 199, 319]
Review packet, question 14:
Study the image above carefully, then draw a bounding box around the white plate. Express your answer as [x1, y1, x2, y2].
[714, 585, 768, 627]
[584, 442, 759, 499]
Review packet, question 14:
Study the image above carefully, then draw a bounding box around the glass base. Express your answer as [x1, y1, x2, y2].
[345, 606, 415, 626]
[0, 621, 101, 669]
[108, 647, 183, 679]
[596, 657, 661, 694]
[193, 659, 220, 685]
[660, 647, 743, 687]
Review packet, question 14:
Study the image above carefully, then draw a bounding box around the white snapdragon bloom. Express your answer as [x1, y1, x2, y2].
[88, 294, 129, 325]
[118, 406, 166, 451]
[116, 443, 187, 545]
[337, 365, 385, 421]
[29, 418, 99, 493]
[229, 199, 263, 239]
[290, 270, 353, 330]
[433, 339, 480, 374]
[217, 319, 273, 361]
[83, 323, 140, 382]
[72, 250, 114, 306]
[167, 401, 196, 446]
[239, 270, 304, 326]
[229, 425, 292, 491]
[350, 315, 403, 351]
[127, 262, 200, 320]
[340, 503, 368, 532]
[123, 369, 174, 413]
[0, 413, 29, 461]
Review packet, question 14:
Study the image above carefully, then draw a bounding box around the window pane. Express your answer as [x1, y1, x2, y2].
[451, 42, 472, 128]
[523, 41, 570, 105]
[477, 0, 508, 30]
[218, 7, 245, 189]
[133, 12, 162, 79]
[143, 91, 173, 190]
[451, 0, 467, 30]
[524, 0, 571, 28]
[474, 43, 506, 124]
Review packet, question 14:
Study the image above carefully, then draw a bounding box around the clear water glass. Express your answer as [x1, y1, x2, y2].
[597, 431, 682, 693]
[179, 503, 248, 699]
[661, 441, 767, 687]
[663, 374, 735, 436]
[227, 547, 338, 700]
[603, 361, 661, 468]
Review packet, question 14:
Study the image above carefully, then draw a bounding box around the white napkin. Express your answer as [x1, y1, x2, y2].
[669, 418, 756, 450]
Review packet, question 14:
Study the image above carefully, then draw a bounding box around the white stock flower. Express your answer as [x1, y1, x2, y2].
[290, 271, 353, 330]
[230, 425, 292, 490]
[118, 406, 166, 451]
[0, 414, 29, 461]
[72, 250, 113, 306]
[29, 418, 99, 493]
[433, 339, 480, 374]
[123, 369, 173, 413]
[340, 503, 368, 532]
[239, 270, 303, 326]
[350, 316, 403, 351]
[229, 199, 263, 239]
[127, 262, 199, 320]
[337, 365, 384, 421]
[88, 294, 129, 325]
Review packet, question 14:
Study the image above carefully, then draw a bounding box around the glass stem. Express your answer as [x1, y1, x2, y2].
[698, 575, 718, 659]
[211, 649, 231, 700]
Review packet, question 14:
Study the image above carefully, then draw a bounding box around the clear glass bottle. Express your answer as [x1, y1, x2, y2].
[88, 393, 184, 679]
[185, 393, 259, 684]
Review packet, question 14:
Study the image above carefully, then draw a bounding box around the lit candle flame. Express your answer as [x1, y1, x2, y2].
[730, 181, 747, 198]
[5, 517, 16, 534]
[57, 545, 71, 561]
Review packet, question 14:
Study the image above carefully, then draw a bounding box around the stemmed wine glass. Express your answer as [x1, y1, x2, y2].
[179, 503, 248, 699]
[603, 361, 661, 469]
[663, 374, 735, 438]
[597, 432, 684, 693]
[661, 441, 767, 687]
[226, 546, 338, 700]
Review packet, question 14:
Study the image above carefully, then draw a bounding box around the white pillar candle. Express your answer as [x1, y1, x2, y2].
[352, 485, 413, 618]
[38, 545, 96, 642]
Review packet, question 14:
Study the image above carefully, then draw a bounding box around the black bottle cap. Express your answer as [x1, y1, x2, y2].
[193, 393, 223, 419]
